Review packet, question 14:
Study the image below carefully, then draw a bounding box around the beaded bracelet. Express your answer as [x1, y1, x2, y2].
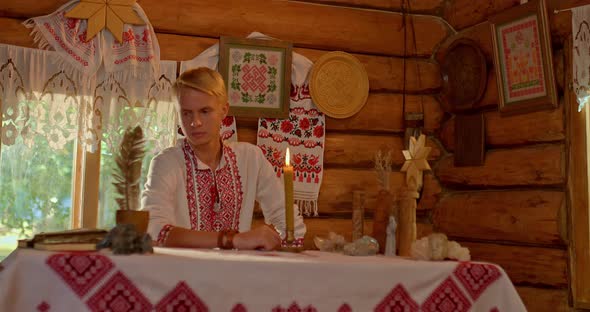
[224, 230, 238, 249]
[217, 230, 239, 249]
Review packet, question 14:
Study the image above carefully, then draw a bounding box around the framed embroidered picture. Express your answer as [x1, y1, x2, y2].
[489, 0, 557, 115]
[218, 36, 292, 118]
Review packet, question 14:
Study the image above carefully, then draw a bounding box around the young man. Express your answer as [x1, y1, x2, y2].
[142, 67, 305, 250]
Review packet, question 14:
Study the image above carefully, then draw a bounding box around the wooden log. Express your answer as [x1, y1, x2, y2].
[0, 0, 451, 57]
[435, 144, 564, 187]
[318, 169, 405, 214]
[433, 190, 565, 246]
[442, 0, 520, 31]
[291, 0, 443, 13]
[325, 94, 443, 134]
[0, 17, 441, 93]
[417, 173, 441, 210]
[313, 167, 435, 214]
[238, 127, 442, 168]
[441, 0, 589, 46]
[516, 287, 569, 312]
[252, 217, 433, 250]
[460, 241, 568, 288]
[439, 106, 565, 151]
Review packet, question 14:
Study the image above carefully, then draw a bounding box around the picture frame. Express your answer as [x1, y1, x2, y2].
[489, 0, 557, 116]
[218, 36, 292, 118]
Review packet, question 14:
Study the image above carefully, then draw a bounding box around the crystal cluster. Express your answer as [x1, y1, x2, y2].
[97, 224, 153, 255]
[410, 233, 470, 261]
[314, 232, 379, 256]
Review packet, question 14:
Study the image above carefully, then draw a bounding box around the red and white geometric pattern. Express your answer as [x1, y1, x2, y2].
[241, 64, 268, 93]
[86, 271, 152, 312]
[231, 303, 248, 312]
[422, 277, 471, 312]
[46, 253, 114, 297]
[37, 301, 50, 312]
[272, 302, 318, 312]
[454, 262, 502, 301]
[374, 284, 419, 312]
[337, 303, 352, 312]
[155, 281, 208, 312]
[183, 140, 243, 232]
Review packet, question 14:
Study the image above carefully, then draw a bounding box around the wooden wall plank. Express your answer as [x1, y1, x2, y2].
[290, 0, 443, 13]
[461, 241, 568, 288]
[318, 169, 405, 214]
[442, 0, 520, 31]
[0, 0, 451, 57]
[0, 17, 442, 93]
[434, 190, 565, 246]
[326, 94, 443, 133]
[516, 287, 569, 312]
[233, 94, 442, 134]
[312, 168, 438, 214]
[252, 217, 433, 250]
[435, 144, 564, 187]
[441, 0, 590, 45]
[418, 173, 441, 210]
[238, 127, 441, 168]
[439, 107, 565, 151]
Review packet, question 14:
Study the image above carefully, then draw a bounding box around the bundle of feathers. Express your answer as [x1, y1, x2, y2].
[113, 126, 146, 211]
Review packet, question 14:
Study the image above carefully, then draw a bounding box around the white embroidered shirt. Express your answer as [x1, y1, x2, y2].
[142, 139, 305, 245]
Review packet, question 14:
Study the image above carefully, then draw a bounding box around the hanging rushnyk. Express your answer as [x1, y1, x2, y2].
[24, 0, 160, 82]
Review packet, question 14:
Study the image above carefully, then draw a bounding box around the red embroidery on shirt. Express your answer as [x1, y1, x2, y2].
[182, 141, 199, 230]
[183, 141, 243, 232]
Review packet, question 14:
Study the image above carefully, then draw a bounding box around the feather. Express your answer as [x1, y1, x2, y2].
[112, 126, 146, 211]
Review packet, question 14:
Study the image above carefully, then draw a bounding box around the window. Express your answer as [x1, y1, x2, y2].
[0, 45, 178, 260]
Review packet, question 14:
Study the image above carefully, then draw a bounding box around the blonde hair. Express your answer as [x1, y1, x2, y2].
[174, 67, 228, 104]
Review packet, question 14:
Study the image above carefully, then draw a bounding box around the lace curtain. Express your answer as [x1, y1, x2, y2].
[0, 43, 177, 154]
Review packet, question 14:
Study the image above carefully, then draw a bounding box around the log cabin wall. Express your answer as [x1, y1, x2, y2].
[0, 0, 585, 311]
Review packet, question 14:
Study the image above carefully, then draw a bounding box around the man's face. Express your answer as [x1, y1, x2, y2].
[178, 87, 228, 148]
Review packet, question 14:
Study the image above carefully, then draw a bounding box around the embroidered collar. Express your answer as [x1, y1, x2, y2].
[184, 139, 228, 171]
[181, 138, 243, 231]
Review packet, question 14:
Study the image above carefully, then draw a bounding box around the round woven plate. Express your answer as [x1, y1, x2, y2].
[310, 51, 369, 119]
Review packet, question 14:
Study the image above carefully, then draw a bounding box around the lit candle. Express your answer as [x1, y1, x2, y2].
[284, 148, 294, 243]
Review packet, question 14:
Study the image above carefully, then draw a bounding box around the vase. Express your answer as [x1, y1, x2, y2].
[116, 210, 149, 234]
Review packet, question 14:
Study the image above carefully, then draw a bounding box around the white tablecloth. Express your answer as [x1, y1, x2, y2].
[0, 248, 526, 311]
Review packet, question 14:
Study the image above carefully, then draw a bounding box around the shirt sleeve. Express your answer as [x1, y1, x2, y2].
[253, 145, 307, 240]
[141, 150, 180, 245]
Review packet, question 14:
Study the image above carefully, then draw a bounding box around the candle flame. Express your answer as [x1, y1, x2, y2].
[285, 148, 290, 166]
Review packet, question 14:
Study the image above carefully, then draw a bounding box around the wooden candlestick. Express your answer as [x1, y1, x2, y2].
[352, 190, 366, 241]
[398, 180, 419, 257]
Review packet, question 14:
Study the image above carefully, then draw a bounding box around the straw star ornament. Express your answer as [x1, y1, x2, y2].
[401, 134, 431, 190]
[65, 0, 145, 43]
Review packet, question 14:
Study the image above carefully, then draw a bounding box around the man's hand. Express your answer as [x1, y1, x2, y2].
[233, 225, 281, 250]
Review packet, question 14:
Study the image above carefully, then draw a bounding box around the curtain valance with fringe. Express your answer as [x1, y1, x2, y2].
[0, 43, 177, 154]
